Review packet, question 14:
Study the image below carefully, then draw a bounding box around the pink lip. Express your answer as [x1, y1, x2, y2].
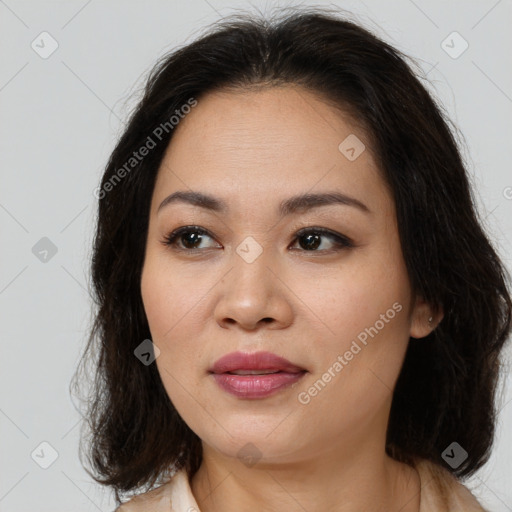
[209, 351, 306, 399]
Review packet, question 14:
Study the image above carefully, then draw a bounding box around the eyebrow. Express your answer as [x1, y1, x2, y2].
[157, 190, 371, 216]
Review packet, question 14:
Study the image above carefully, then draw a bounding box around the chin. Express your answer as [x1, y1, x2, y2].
[200, 424, 306, 466]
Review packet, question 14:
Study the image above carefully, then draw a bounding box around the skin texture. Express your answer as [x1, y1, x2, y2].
[140, 85, 441, 512]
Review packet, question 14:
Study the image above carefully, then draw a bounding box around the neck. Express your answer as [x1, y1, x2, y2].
[190, 438, 421, 512]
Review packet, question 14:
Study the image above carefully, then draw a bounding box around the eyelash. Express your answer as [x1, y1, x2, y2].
[161, 225, 354, 253]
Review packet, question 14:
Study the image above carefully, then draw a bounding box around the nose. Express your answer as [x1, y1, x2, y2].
[213, 247, 294, 331]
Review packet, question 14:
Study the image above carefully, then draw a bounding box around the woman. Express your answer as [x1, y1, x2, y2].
[79, 7, 512, 511]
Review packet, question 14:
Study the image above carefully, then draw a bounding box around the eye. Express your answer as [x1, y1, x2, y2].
[161, 226, 220, 250]
[161, 225, 354, 253]
[290, 227, 353, 252]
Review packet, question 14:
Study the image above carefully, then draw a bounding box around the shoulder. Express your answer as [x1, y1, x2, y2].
[413, 457, 489, 512]
[115, 469, 197, 512]
[115, 484, 173, 512]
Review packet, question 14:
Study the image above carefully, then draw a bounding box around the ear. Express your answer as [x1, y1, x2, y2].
[409, 295, 444, 339]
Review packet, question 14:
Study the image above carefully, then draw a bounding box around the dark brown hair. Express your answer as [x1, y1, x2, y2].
[75, 6, 512, 503]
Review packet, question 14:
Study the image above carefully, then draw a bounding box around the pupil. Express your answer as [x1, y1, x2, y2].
[300, 233, 320, 250]
[182, 232, 201, 248]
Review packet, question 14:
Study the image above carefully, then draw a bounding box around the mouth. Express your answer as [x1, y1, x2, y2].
[225, 369, 285, 375]
[209, 350, 306, 375]
[209, 351, 307, 399]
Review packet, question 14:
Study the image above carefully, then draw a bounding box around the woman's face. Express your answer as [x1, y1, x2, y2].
[141, 86, 432, 465]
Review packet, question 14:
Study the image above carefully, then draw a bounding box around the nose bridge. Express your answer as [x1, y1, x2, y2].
[230, 235, 273, 297]
[214, 236, 292, 329]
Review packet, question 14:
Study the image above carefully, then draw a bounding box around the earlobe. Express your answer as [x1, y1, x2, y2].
[409, 295, 443, 339]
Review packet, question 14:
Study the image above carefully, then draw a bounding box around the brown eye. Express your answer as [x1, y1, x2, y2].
[298, 232, 321, 250]
[291, 227, 353, 252]
[179, 231, 203, 249]
[162, 226, 220, 250]
[161, 226, 353, 253]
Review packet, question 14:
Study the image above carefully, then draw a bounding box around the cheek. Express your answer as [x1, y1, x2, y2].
[294, 249, 410, 343]
[141, 260, 204, 413]
[292, 276, 409, 438]
[140, 253, 209, 342]
[291, 247, 412, 396]
[140, 263, 193, 395]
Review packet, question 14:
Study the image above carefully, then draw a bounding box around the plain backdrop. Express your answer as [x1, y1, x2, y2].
[1, 0, 511, 510]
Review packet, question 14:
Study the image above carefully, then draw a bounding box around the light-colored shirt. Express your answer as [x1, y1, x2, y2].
[116, 457, 488, 511]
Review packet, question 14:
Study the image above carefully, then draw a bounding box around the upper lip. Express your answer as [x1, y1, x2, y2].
[210, 351, 306, 374]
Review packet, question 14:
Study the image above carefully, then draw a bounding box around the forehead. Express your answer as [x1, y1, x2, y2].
[151, 86, 391, 217]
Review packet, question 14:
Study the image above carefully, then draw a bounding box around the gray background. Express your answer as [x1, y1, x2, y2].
[1, 0, 511, 510]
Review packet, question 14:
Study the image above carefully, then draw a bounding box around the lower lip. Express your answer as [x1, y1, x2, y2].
[211, 371, 306, 399]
